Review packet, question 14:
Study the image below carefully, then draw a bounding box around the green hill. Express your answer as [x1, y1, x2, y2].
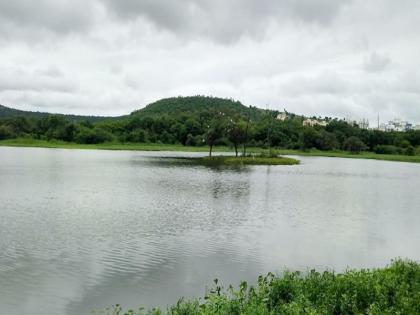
[131, 96, 267, 119]
[0, 104, 120, 122]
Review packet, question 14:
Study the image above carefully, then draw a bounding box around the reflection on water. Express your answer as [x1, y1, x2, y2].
[0, 147, 419, 315]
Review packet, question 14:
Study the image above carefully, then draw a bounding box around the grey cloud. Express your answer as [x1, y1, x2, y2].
[34, 66, 64, 78]
[0, 67, 77, 94]
[289, 0, 351, 24]
[0, 0, 97, 40]
[364, 52, 391, 72]
[124, 75, 141, 90]
[279, 71, 350, 96]
[0, 80, 76, 94]
[101, 0, 352, 43]
[1, 0, 419, 124]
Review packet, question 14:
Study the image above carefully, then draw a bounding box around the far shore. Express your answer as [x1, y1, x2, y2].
[1, 138, 420, 163]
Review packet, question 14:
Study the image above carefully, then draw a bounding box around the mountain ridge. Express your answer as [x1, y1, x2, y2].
[0, 104, 122, 122]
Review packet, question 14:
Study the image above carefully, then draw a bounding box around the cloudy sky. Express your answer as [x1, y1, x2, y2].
[0, 0, 419, 124]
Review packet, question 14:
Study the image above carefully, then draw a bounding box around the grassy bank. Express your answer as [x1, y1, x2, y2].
[1, 138, 420, 163]
[0, 138, 228, 152]
[275, 149, 420, 163]
[100, 259, 419, 315]
[191, 155, 300, 166]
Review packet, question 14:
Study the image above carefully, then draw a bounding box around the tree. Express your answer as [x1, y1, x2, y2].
[300, 127, 321, 150]
[75, 126, 113, 144]
[318, 130, 339, 151]
[343, 136, 367, 154]
[0, 125, 14, 140]
[127, 129, 147, 143]
[227, 118, 247, 157]
[205, 117, 226, 157]
[243, 106, 252, 156]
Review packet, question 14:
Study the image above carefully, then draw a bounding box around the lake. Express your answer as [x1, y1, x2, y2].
[0, 147, 419, 315]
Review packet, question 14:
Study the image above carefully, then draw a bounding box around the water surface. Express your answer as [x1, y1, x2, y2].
[0, 147, 419, 314]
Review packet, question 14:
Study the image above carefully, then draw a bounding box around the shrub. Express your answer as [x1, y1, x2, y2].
[343, 136, 367, 153]
[374, 145, 400, 155]
[75, 127, 114, 144]
[0, 125, 15, 140]
[127, 129, 147, 143]
[405, 146, 416, 156]
[101, 259, 420, 315]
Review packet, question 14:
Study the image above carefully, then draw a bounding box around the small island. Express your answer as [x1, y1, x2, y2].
[190, 155, 299, 166]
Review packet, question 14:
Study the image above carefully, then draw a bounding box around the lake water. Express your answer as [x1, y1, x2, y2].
[0, 147, 419, 314]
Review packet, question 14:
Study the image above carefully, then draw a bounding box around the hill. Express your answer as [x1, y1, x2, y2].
[1, 96, 271, 122]
[131, 96, 267, 120]
[0, 104, 120, 122]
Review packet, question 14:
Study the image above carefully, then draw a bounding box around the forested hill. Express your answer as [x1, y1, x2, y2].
[131, 96, 267, 119]
[0, 104, 119, 122]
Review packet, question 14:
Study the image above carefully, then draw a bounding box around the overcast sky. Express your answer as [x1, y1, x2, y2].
[0, 0, 419, 124]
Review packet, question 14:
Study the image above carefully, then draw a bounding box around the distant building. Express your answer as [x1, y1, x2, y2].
[378, 123, 389, 132]
[303, 118, 328, 127]
[378, 118, 412, 132]
[276, 112, 288, 121]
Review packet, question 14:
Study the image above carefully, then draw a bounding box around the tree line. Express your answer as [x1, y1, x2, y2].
[1, 96, 420, 156]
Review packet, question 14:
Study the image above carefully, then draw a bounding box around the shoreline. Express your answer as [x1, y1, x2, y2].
[1, 138, 420, 163]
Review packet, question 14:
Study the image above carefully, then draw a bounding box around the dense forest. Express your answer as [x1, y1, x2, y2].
[1, 96, 420, 156]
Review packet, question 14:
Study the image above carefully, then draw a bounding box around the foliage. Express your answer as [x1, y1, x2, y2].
[343, 136, 367, 154]
[373, 145, 404, 155]
[99, 259, 420, 315]
[227, 117, 248, 156]
[1, 96, 420, 156]
[0, 104, 120, 122]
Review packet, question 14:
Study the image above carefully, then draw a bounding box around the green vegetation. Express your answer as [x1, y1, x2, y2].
[99, 259, 419, 315]
[1, 96, 420, 162]
[0, 104, 121, 122]
[191, 155, 300, 166]
[0, 138, 226, 152]
[275, 149, 420, 163]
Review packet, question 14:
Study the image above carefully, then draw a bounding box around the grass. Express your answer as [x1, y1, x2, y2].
[98, 259, 420, 315]
[191, 155, 300, 166]
[0, 138, 225, 152]
[274, 149, 420, 163]
[1, 138, 420, 163]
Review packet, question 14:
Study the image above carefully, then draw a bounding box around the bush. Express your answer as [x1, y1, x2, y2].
[0, 125, 15, 140]
[318, 130, 339, 151]
[75, 127, 114, 144]
[101, 259, 420, 315]
[405, 146, 416, 156]
[343, 136, 367, 154]
[127, 129, 147, 143]
[374, 145, 401, 155]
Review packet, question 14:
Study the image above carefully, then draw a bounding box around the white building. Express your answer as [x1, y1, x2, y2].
[378, 118, 413, 132]
[303, 118, 328, 127]
[276, 112, 288, 121]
